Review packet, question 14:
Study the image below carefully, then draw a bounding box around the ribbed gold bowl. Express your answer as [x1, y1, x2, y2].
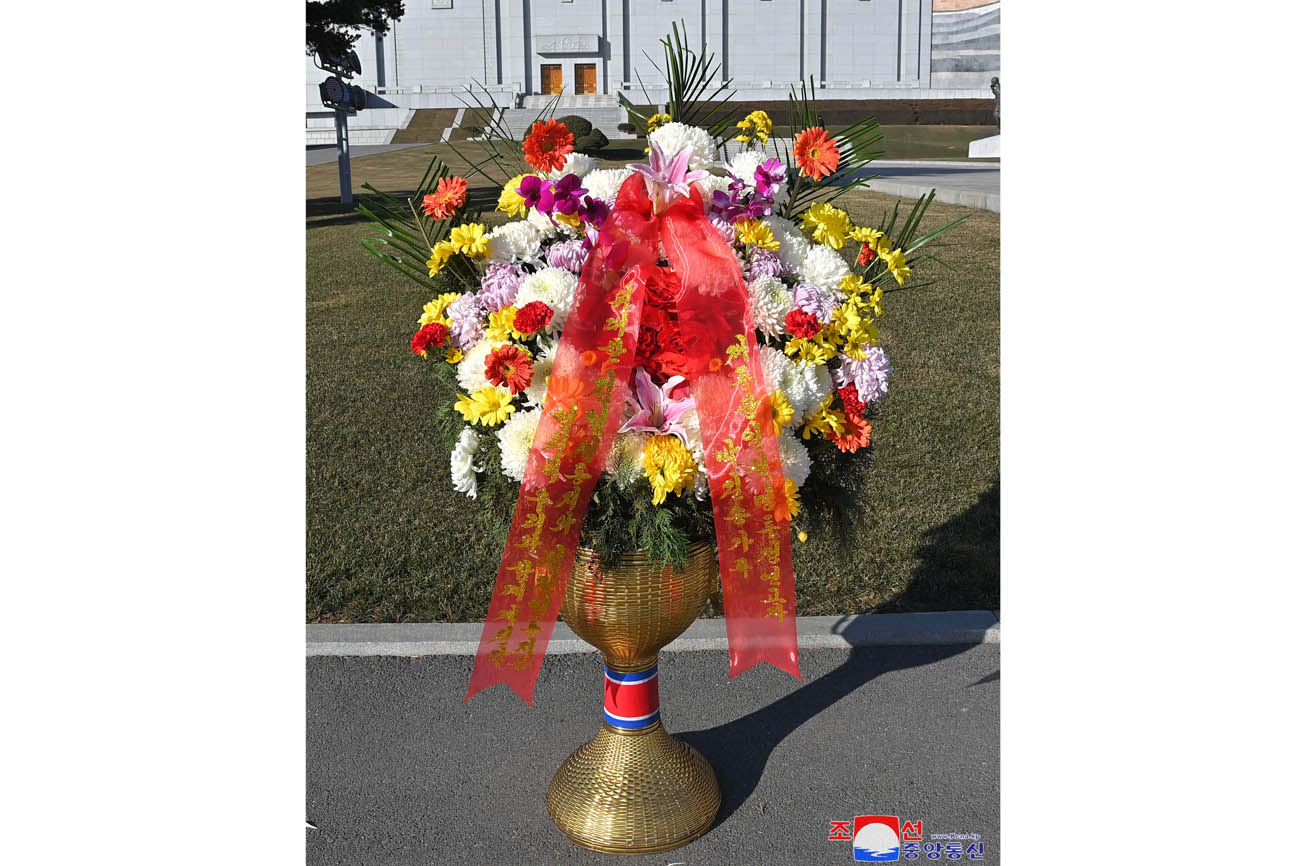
[546, 541, 722, 854]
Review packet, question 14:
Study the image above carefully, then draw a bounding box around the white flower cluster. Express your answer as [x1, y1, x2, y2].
[760, 345, 831, 421]
[496, 406, 543, 482]
[765, 216, 811, 274]
[583, 167, 634, 200]
[486, 220, 543, 264]
[797, 244, 850, 292]
[648, 122, 717, 170]
[450, 427, 483, 498]
[515, 267, 579, 332]
[544, 152, 596, 179]
[747, 274, 794, 338]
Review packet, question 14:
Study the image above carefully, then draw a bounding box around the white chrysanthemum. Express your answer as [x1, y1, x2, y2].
[777, 430, 812, 489]
[604, 431, 650, 489]
[766, 216, 810, 273]
[691, 172, 733, 200]
[544, 152, 596, 179]
[759, 345, 828, 421]
[798, 244, 850, 291]
[522, 339, 558, 407]
[456, 339, 506, 393]
[583, 167, 634, 200]
[450, 427, 483, 498]
[747, 275, 794, 338]
[485, 220, 543, 263]
[525, 206, 561, 239]
[496, 406, 543, 482]
[801, 363, 834, 422]
[648, 122, 717, 170]
[515, 266, 579, 332]
[725, 150, 766, 185]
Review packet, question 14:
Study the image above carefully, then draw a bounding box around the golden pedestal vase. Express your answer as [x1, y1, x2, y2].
[546, 541, 722, 854]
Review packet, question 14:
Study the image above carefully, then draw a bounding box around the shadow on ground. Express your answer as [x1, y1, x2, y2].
[678, 479, 999, 824]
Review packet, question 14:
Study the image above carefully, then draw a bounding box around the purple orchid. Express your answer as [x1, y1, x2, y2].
[549, 173, 588, 215]
[620, 368, 696, 443]
[631, 142, 708, 213]
[517, 174, 548, 210]
[754, 158, 787, 197]
[578, 195, 609, 227]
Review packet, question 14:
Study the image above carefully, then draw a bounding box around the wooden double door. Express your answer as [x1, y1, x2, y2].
[541, 63, 597, 95]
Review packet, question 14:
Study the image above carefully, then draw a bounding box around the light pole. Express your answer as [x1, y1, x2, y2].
[315, 50, 366, 205]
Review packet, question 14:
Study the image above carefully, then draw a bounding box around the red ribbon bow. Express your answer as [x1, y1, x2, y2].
[466, 174, 802, 704]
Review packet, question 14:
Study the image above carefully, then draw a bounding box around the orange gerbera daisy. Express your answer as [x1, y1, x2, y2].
[522, 119, 575, 173]
[484, 344, 534, 394]
[422, 176, 468, 220]
[828, 413, 873, 453]
[793, 126, 840, 181]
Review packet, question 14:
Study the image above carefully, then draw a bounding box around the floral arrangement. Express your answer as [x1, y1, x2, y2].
[360, 26, 963, 566]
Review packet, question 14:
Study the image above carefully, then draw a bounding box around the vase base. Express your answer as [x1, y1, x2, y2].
[546, 721, 721, 854]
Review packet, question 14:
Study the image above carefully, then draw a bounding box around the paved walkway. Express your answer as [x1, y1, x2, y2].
[307, 643, 1000, 865]
[857, 160, 1000, 212]
[305, 142, 432, 167]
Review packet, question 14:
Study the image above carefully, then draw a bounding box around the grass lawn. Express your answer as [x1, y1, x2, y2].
[306, 144, 999, 622]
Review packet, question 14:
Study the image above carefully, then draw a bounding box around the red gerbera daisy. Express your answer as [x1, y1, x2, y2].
[785, 309, 822, 338]
[793, 126, 841, 181]
[410, 322, 448, 358]
[513, 301, 554, 335]
[522, 119, 575, 174]
[828, 413, 873, 453]
[857, 242, 877, 267]
[422, 176, 468, 220]
[484, 344, 534, 393]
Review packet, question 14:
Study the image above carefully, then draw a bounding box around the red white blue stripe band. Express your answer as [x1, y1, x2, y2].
[604, 664, 660, 729]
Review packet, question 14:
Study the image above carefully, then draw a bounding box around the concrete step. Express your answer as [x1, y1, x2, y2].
[390, 108, 457, 144]
[521, 93, 619, 110]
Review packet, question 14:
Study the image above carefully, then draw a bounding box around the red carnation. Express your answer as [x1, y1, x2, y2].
[410, 322, 448, 357]
[785, 309, 822, 338]
[838, 383, 867, 419]
[857, 242, 877, 267]
[513, 301, 554, 335]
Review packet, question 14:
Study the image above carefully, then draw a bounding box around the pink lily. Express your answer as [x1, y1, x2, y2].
[631, 141, 709, 213]
[620, 368, 696, 443]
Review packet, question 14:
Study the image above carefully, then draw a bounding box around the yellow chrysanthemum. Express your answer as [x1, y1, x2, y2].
[455, 386, 516, 427]
[864, 284, 884, 318]
[800, 396, 847, 440]
[735, 218, 779, 250]
[784, 479, 802, 518]
[641, 434, 698, 506]
[426, 240, 457, 277]
[444, 347, 464, 364]
[880, 247, 911, 285]
[849, 225, 884, 247]
[450, 223, 490, 258]
[418, 292, 462, 326]
[797, 530, 809, 543]
[770, 390, 794, 428]
[497, 174, 531, 217]
[800, 202, 852, 250]
[784, 335, 835, 365]
[646, 112, 672, 134]
[839, 274, 868, 297]
[484, 306, 527, 342]
[735, 110, 773, 145]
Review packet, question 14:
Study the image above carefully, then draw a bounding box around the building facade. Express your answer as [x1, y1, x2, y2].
[306, 0, 999, 143]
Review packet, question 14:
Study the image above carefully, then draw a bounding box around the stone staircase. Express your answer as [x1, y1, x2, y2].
[390, 108, 458, 144]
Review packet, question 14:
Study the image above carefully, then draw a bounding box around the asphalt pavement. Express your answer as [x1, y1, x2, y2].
[307, 643, 999, 865]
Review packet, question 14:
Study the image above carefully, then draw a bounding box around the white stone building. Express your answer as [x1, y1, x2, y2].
[306, 0, 1000, 145]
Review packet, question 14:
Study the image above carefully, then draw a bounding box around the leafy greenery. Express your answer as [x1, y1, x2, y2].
[306, 1, 404, 59]
[624, 21, 741, 141]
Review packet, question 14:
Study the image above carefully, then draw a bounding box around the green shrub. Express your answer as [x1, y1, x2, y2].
[574, 129, 609, 153]
[556, 115, 593, 138]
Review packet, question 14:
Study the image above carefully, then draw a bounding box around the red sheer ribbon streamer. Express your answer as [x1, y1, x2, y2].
[466, 175, 801, 705]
